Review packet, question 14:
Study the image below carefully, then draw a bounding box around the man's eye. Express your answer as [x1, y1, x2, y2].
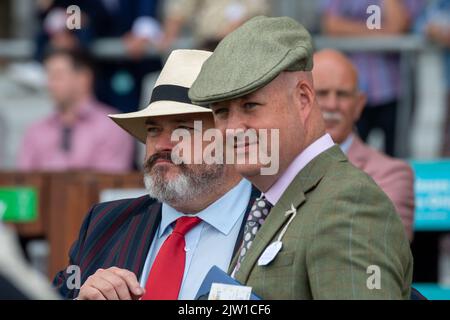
[213, 108, 228, 116]
[337, 91, 353, 99]
[146, 127, 161, 135]
[243, 103, 258, 110]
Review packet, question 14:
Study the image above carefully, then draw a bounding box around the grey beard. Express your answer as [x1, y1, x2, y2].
[143, 164, 225, 207]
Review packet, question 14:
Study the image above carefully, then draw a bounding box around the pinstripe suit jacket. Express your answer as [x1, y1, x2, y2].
[229, 145, 413, 299]
[53, 188, 259, 299]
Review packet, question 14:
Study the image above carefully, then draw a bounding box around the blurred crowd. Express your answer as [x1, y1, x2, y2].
[0, 0, 448, 172]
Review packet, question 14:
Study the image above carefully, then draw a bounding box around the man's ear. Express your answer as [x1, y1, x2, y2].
[292, 75, 315, 119]
[354, 92, 367, 121]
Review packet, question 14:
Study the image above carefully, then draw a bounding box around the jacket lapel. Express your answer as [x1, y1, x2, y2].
[233, 181, 307, 284]
[234, 145, 347, 284]
[116, 199, 162, 276]
[133, 201, 162, 276]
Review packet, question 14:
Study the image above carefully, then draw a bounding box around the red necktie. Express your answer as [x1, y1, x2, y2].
[142, 216, 201, 300]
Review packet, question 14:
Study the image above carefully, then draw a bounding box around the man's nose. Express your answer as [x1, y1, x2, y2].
[154, 131, 175, 152]
[224, 107, 249, 132]
[319, 92, 339, 111]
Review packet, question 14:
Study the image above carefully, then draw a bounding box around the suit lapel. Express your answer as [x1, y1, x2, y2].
[133, 201, 162, 276]
[234, 145, 347, 284]
[234, 181, 307, 283]
[115, 199, 162, 276]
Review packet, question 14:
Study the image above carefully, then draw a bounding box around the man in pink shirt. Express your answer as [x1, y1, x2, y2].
[18, 49, 134, 172]
[312, 49, 415, 241]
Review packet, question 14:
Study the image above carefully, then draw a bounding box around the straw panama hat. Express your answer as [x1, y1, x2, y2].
[109, 49, 213, 143]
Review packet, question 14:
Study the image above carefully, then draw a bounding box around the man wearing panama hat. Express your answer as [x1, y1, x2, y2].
[189, 16, 413, 299]
[53, 49, 259, 300]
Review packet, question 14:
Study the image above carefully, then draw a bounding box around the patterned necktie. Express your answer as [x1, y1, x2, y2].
[142, 216, 201, 300]
[233, 196, 272, 275]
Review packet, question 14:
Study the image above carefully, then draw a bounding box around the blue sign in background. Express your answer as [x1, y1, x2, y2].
[411, 160, 450, 231]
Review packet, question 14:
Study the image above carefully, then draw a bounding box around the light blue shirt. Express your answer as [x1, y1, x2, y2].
[139, 178, 252, 299]
[339, 133, 354, 155]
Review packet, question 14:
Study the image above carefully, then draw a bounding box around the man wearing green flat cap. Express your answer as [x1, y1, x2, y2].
[189, 16, 413, 300]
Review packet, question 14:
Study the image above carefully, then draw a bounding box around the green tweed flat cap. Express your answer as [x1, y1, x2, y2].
[189, 16, 314, 106]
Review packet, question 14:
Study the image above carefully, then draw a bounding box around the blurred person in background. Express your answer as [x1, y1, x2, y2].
[313, 49, 415, 241]
[23, 0, 162, 113]
[8, 0, 89, 90]
[321, 0, 424, 156]
[159, 0, 271, 51]
[17, 49, 134, 172]
[35, 0, 89, 61]
[415, 0, 450, 156]
[81, 0, 163, 113]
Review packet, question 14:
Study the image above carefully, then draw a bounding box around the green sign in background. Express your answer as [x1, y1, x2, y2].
[0, 187, 38, 222]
